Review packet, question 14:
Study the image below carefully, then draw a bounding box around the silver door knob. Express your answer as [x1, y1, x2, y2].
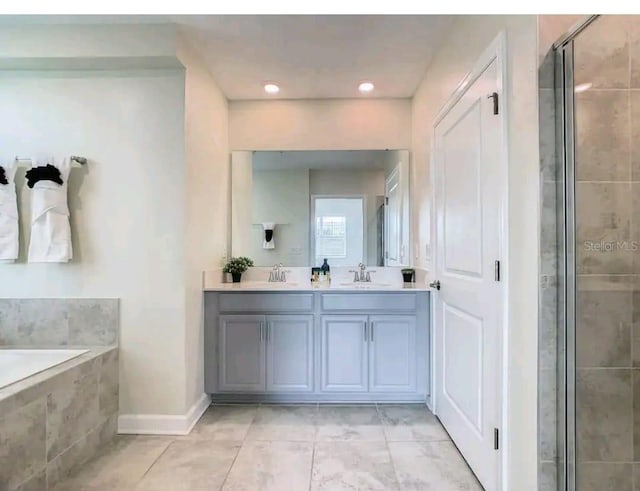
[429, 280, 441, 290]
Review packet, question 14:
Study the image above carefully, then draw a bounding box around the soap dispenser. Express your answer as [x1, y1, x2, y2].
[321, 259, 330, 282]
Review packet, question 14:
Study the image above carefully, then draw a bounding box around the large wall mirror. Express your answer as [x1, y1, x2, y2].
[231, 150, 411, 268]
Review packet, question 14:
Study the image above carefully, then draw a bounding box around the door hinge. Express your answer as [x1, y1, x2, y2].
[385, 196, 389, 205]
[488, 92, 499, 115]
[494, 428, 500, 450]
[494, 260, 501, 282]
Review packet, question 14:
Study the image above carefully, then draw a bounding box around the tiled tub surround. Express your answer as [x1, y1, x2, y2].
[0, 298, 119, 490]
[0, 298, 119, 346]
[0, 347, 119, 491]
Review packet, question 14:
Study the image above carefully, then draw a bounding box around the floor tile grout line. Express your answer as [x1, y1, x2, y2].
[308, 441, 316, 491]
[136, 439, 173, 484]
[218, 441, 243, 491]
[385, 437, 404, 490]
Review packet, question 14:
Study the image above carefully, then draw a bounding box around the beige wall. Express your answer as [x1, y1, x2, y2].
[229, 99, 411, 150]
[249, 169, 310, 266]
[0, 72, 188, 416]
[0, 29, 230, 419]
[411, 15, 540, 489]
[177, 35, 230, 413]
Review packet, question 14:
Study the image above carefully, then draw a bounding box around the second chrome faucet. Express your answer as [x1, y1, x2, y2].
[269, 263, 290, 282]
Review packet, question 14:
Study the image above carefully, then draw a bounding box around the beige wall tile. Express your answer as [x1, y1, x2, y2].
[574, 15, 630, 89]
[575, 90, 630, 182]
[576, 182, 631, 274]
[577, 368, 633, 461]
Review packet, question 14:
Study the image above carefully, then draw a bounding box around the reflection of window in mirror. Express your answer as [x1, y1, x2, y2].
[316, 216, 347, 258]
[313, 197, 364, 266]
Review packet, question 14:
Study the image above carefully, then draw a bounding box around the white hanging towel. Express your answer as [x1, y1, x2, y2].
[262, 222, 275, 249]
[0, 160, 19, 263]
[27, 157, 73, 263]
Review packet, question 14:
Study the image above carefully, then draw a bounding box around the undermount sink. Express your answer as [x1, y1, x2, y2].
[238, 281, 300, 288]
[334, 282, 393, 289]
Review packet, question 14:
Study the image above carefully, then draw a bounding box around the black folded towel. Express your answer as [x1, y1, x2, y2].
[25, 164, 63, 188]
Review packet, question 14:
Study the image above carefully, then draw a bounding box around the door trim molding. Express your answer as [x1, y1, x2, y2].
[429, 30, 509, 491]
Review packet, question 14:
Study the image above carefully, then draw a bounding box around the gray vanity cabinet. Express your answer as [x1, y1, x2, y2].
[219, 315, 266, 392]
[320, 314, 417, 394]
[266, 315, 314, 392]
[369, 315, 417, 392]
[321, 315, 369, 392]
[218, 313, 314, 393]
[205, 291, 430, 403]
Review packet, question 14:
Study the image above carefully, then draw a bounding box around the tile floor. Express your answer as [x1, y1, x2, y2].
[53, 404, 483, 490]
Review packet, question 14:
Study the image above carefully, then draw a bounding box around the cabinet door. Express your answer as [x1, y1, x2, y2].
[219, 315, 266, 392]
[321, 315, 368, 392]
[266, 315, 314, 392]
[369, 315, 417, 392]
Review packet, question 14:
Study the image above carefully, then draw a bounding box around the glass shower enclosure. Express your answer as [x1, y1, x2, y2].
[555, 15, 640, 491]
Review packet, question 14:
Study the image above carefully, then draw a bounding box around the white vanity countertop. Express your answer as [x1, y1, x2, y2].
[203, 267, 432, 292]
[203, 282, 431, 292]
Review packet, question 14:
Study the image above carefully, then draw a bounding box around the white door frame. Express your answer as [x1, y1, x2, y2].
[429, 31, 509, 489]
[384, 165, 401, 266]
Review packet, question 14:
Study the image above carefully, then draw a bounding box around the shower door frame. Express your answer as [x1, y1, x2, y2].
[553, 15, 599, 491]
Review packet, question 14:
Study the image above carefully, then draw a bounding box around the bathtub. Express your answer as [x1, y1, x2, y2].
[0, 349, 88, 389]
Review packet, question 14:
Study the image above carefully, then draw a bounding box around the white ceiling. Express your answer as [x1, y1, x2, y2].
[178, 15, 453, 100]
[0, 15, 454, 101]
[252, 150, 388, 171]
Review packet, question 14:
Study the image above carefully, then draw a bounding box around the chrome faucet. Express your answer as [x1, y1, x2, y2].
[269, 264, 279, 282]
[349, 263, 376, 282]
[269, 263, 290, 282]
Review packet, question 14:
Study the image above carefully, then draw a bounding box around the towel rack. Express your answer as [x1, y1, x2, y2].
[14, 155, 87, 167]
[252, 223, 290, 226]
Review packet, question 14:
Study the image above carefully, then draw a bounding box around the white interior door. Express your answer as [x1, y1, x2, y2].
[433, 56, 503, 490]
[384, 167, 401, 266]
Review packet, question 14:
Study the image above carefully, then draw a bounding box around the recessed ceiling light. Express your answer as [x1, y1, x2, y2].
[264, 83, 280, 94]
[358, 81, 375, 93]
[574, 82, 592, 93]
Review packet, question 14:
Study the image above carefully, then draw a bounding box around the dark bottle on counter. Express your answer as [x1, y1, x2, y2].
[321, 258, 330, 274]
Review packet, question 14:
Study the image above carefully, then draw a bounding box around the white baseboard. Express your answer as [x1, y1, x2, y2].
[117, 393, 211, 435]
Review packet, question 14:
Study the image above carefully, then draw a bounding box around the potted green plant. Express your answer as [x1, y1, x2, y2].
[223, 256, 254, 283]
[401, 268, 415, 283]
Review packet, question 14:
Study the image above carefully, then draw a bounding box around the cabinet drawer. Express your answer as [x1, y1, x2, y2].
[219, 293, 313, 313]
[321, 293, 416, 312]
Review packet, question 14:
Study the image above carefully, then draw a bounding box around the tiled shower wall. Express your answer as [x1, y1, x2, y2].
[538, 44, 559, 490]
[572, 15, 640, 489]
